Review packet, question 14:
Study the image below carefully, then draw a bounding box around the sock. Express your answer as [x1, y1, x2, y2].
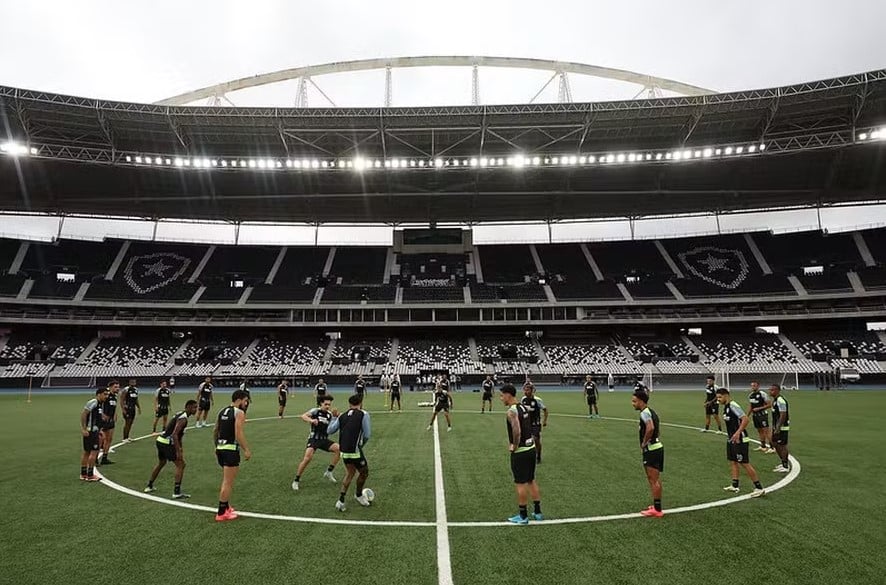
[327, 465, 334, 472]
[704, 424, 709, 430]
[753, 481, 763, 490]
[654, 499, 662, 512]
[782, 458, 789, 468]
[357, 488, 363, 497]
[339, 492, 346, 503]
[218, 501, 228, 515]
[533, 500, 542, 514]
[174, 483, 181, 495]
[86, 466, 94, 476]
[718, 425, 723, 431]
[519, 505, 528, 519]
[731, 479, 739, 488]
[295, 475, 301, 482]
[147, 480, 154, 488]
[80, 466, 87, 476]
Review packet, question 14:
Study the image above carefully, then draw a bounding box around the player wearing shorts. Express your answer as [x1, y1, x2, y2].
[426, 380, 453, 431]
[702, 375, 723, 433]
[632, 389, 664, 517]
[98, 380, 120, 465]
[213, 389, 252, 522]
[152, 379, 172, 434]
[521, 383, 548, 463]
[327, 394, 372, 511]
[481, 375, 494, 413]
[292, 395, 341, 490]
[584, 375, 599, 418]
[314, 378, 328, 406]
[716, 388, 765, 497]
[144, 400, 198, 499]
[748, 381, 773, 452]
[277, 380, 289, 418]
[770, 384, 792, 473]
[389, 377, 402, 412]
[121, 379, 141, 442]
[195, 376, 213, 428]
[500, 383, 543, 525]
[80, 387, 109, 481]
[354, 375, 366, 399]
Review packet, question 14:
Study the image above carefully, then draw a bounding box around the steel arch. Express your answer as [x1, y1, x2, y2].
[155, 55, 714, 106]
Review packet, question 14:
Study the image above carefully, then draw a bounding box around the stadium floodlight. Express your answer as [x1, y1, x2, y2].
[221, 160, 228, 167]
[479, 158, 488, 167]
[311, 160, 320, 169]
[373, 160, 382, 168]
[736, 146, 744, 154]
[656, 153, 663, 160]
[248, 160, 257, 168]
[645, 153, 652, 161]
[693, 150, 702, 158]
[418, 159, 426, 167]
[682, 150, 692, 159]
[285, 160, 293, 168]
[715, 149, 722, 155]
[859, 132, 869, 140]
[353, 157, 367, 171]
[748, 145, 757, 153]
[627, 154, 637, 162]
[29, 147, 38, 155]
[550, 157, 559, 165]
[276, 160, 283, 168]
[724, 146, 733, 155]
[532, 156, 541, 166]
[568, 155, 578, 165]
[211, 160, 218, 167]
[257, 159, 266, 169]
[587, 155, 596, 163]
[1, 141, 28, 155]
[125, 155, 132, 162]
[616, 154, 626, 163]
[165, 158, 172, 165]
[871, 130, 882, 140]
[434, 158, 444, 168]
[183, 159, 191, 166]
[239, 160, 246, 168]
[578, 156, 587, 164]
[759, 143, 766, 151]
[174, 158, 183, 166]
[702, 148, 713, 158]
[135, 156, 143, 163]
[321, 160, 329, 168]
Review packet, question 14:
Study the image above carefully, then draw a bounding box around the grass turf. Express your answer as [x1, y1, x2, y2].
[2, 388, 884, 585]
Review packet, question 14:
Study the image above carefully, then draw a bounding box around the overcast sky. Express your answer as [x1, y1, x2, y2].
[1, 0, 884, 107]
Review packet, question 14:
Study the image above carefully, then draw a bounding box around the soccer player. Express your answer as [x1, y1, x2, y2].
[144, 399, 198, 499]
[715, 388, 766, 497]
[292, 395, 341, 491]
[702, 375, 723, 433]
[481, 375, 495, 413]
[195, 376, 213, 428]
[354, 375, 366, 399]
[500, 383, 543, 525]
[121, 378, 141, 442]
[584, 374, 599, 418]
[277, 380, 289, 418]
[607, 372, 615, 392]
[748, 381, 773, 453]
[80, 387, 109, 481]
[314, 378, 328, 406]
[769, 384, 792, 473]
[440, 374, 450, 394]
[426, 378, 453, 432]
[632, 389, 664, 517]
[152, 379, 172, 434]
[98, 380, 120, 465]
[213, 389, 252, 522]
[389, 375, 402, 412]
[521, 383, 548, 463]
[327, 394, 372, 511]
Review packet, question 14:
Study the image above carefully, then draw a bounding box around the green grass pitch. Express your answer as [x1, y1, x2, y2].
[3, 388, 885, 585]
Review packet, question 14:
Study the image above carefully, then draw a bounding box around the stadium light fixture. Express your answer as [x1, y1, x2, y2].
[748, 145, 757, 153]
[724, 146, 733, 155]
[0, 141, 29, 156]
[702, 148, 713, 158]
[434, 158, 444, 168]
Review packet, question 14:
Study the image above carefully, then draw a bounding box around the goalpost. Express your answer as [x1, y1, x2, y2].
[41, 374, 96, 389]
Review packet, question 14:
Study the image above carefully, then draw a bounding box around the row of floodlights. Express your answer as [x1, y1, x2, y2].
[858, 128, 886, 141]
[0, 142, 39, 156]
[118, 144, 770, 171]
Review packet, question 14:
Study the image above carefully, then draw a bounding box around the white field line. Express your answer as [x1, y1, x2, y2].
[432, 418, 455, 585]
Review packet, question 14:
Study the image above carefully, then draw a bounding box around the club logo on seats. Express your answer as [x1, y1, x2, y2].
[677, 247, 749, 289]
[123, 253, 192, 294]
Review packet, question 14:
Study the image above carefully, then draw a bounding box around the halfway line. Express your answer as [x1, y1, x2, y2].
[432, 418, 454, 585]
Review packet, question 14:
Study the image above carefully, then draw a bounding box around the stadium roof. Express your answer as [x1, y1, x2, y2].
[1, 69, 885, 223]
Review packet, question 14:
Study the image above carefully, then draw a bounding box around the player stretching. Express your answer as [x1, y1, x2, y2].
[716, 388, 765, 497]
[389, 376, 402, 412]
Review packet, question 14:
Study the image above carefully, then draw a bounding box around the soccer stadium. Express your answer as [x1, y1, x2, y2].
[2, 4, 885, 585]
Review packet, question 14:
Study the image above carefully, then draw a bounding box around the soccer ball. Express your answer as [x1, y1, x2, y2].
[363, 488, 375, 502]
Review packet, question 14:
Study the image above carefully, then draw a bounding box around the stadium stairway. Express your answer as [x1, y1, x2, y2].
[778, 334, 808, 362]
[78, 336, 101, 363]
[853, 232, 877, 267]
[847, 271, 866, 293]
[579, 243, 605, 281]
[388, 338, 399, 362]
[238, 337, 262, 363]
[323, 338, 337, 362]
[16, 279, 33, 300]
[468, 337, 480, 362]
[744, 233, 773, 274]
[681, 335, 708, 361]
[787, 275, 809, 297]
[169, 339, 193, 364]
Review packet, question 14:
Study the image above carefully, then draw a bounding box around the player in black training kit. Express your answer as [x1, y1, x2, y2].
[632, 389, 664, 517]
[584, 375, 600, 418]
[500, 383, 543, 525]
[277, 380, 289, 418]
[328, 394, 372, 511]
[121, 378, 141, 442]
[195, 376, 213, 428]
[213, 390, 252, 522]
[769, 384, 792, 473]
[292, 395, 341, 490]
[314, 378, 329, 406]
[389, 376, 402, 412]
[521, 383, 548, 463]
[152, 379, 172, 434]
[702, 375, 723, 433]
[354, 375, 366, 399]
[481, 375, 495, 413]
[80, 387, 109, 481]
[748, 381, 773, 453]
[716, 388, 765, 497]
[426, 379, 453, 431]
[98, 380, 120, 465]
[145, 400, 198, 499]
